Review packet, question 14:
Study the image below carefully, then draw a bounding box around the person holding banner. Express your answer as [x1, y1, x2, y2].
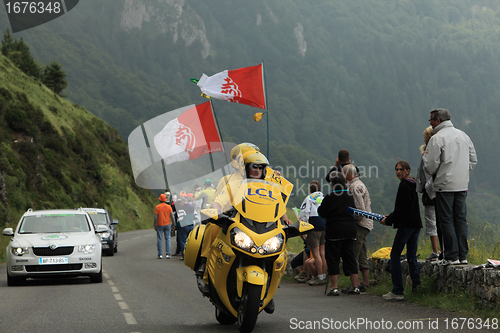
[318, 171, 360, 296]
[380, 161, 422, 301]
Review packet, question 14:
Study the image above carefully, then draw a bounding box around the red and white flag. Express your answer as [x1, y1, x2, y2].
[197, 64, 266, 109]
[153, 101, 223, 165]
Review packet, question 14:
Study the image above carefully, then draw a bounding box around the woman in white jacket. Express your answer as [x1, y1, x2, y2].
[299, 180, 327, 285]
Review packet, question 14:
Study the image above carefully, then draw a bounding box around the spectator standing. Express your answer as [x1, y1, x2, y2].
[299, 180, 327, 285]
[380, 161, 422, 300]
[342, 164, 372, 291]
[154, 194, 174, 259]
[325, 149, 359, 182]
[192, 185, 203, 225]
[318, 171, 360, 296]
[175, 197, 195, 260]
[416, 126, 440, 261]
[195, 179, 216, 210]
[423, 108, 477, 266]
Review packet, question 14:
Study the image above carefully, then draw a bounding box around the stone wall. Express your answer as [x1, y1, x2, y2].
[371, 259, 500, 306]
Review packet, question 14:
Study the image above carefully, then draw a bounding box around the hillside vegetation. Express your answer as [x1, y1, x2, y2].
[0, 51, 157, 262]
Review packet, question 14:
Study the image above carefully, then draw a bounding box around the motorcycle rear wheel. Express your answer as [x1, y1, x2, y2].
[237, 284, 262, 333]
[215, 306, 237, 325]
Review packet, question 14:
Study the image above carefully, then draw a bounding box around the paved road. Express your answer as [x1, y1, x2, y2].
[0, 229, 495, 333]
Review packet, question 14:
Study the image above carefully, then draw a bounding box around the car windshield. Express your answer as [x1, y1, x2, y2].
[18, 214, 91, 234]
[86, 212, 107, 225]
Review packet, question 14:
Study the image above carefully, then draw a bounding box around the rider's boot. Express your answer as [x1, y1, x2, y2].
[196, 257, 210, 297]
[263, 299, 275, 314]
[196, 257, 207, 278]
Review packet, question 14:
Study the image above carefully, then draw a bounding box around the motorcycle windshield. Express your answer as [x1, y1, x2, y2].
[231, 180, 287, 223]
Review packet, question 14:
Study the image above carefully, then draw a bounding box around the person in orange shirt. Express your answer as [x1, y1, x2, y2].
[154, 193, 174, 259]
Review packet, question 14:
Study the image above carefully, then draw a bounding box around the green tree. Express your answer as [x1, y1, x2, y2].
[2, 32, 41, 78]
[1, 28, 14, 56]
[42, 61, 68, 95]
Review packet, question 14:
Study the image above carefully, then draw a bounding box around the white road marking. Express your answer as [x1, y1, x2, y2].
[108, 280, 115, 286]
[118, 302, 129, 310]
[114, 294, 123, 301]
[123, 312, 137, 325]
[104, 272, 110, 279]
[111, 286, 119, 293]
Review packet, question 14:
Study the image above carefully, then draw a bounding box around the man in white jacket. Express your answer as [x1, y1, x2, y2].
[423, 108, 477, 266]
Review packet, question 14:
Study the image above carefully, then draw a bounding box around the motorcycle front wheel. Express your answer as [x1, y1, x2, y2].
[237, 284, 262, 333]
[215, 306, 237, 325]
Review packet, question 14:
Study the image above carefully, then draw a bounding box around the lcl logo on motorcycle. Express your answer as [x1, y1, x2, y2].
[215, 241, 224, 252]
[246, 188, 277, 201]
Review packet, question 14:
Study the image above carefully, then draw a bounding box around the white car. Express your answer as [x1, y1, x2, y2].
[2, 208, 105, 286]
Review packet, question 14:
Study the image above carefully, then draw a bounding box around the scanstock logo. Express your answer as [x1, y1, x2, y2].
[3, 0, 80, 33]
[175, 124, 195, 153]
[221, 76, 242, 103]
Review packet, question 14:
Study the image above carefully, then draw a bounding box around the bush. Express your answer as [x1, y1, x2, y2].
[5, 107, 28, 131]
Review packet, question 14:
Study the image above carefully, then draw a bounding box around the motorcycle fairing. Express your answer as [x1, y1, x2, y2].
[184, 224, 206, 271]
[236, 265, 267, 299]
[231, 180, 287, 223]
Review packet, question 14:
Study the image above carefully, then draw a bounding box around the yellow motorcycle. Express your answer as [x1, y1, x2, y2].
[184, 177, 313, 333]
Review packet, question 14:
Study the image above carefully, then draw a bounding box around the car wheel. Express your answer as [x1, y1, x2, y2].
[7, 272, 25, 286]
[114, 243, 117, 253]
[107, 248, 114, 256]
[90, 267, 103, 283]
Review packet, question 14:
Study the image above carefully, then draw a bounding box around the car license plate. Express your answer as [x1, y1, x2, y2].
[39, 257, 68, 264]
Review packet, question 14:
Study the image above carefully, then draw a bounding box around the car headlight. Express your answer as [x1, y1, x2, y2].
[262, 234, 284, 254]
[100, 231, 112, 240]
[78, 244, 96, 254]
[11, 247, 29, 256]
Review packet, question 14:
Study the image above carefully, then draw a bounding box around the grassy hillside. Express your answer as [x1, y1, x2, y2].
[0, 52, 157, 262]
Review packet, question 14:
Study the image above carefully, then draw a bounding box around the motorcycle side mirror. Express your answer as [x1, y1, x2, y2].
[200, 209, 233, 232]
[284, 220, 314, 239]
[200, 209, 219, 220]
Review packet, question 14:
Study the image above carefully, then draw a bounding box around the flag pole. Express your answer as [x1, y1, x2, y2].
[262, 61, 269, 159]
[210, 100, 228, 177]
[141, 124, 169, 190]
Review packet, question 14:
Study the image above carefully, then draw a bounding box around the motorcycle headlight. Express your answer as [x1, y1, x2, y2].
[11, 247, 29, 256]
[78, 244, 96, 254]
[231, 227, 284, 255]
[232, 228, 254, 252]
[262, 234, 284, 254]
